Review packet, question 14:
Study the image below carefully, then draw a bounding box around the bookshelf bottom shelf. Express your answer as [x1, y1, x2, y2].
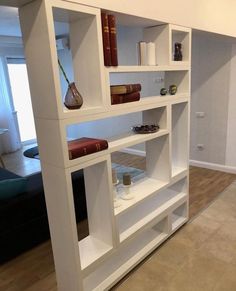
[79, 236, 113, 271]
[83, 218, 168, 291]
[171, 214, 187, 232]
[172, 166, 187, 179]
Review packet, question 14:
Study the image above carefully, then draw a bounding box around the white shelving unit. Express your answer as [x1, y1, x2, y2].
[19, 0, 191, 290]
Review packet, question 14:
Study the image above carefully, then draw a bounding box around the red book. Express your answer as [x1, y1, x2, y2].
[68, 137, 108, 160]
[110, 84, 142, 95]
[101, 13, 111, 66]
[111, 92, 140, 105]
[108, 14, 118, 66]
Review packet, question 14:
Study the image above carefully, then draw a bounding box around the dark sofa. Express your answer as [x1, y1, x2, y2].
[0, 167, 87, 264]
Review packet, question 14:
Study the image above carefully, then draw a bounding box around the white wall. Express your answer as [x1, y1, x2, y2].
[190, 31, 236, 170]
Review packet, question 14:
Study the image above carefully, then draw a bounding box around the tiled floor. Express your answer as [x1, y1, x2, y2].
[113, 181, 236, 291]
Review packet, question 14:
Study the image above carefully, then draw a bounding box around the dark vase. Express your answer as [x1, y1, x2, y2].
[64, 82, 83, 110]
[174, 42, 183, 61]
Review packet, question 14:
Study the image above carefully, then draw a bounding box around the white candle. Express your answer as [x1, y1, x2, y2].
[138, 41, 147, 66]
[147, 42, 156, 65]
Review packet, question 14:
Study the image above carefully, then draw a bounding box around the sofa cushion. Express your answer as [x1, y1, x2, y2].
[0, 169, 87, 235]
[0, 167, 87, 263]
[0, 178, 28, 200]
[0, 167, 21, 181]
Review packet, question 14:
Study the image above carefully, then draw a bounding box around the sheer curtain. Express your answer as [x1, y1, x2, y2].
[0, 56, 21, 154]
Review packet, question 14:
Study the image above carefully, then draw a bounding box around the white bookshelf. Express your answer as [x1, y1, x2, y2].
[19, 0, 191, 290]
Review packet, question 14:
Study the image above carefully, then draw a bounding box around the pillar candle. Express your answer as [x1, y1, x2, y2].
[147, 42, 156, 65]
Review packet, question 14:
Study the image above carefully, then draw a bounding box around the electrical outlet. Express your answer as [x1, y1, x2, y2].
[197, 144, 204, 150]
[196, 112, 205, 118]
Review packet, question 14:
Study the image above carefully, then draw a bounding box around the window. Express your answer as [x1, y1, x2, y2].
[7, 59, 36, 143]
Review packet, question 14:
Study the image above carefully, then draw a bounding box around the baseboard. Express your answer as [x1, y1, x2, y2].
[120, 148, 146, 157]
[190, 160, 236, 174]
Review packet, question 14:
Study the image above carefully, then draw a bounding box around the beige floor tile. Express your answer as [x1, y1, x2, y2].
[153, 237, 194, 268]
[215, 218, 236, 241]
[190, 213, 222, 232]
[211, 198, 236, 213]
[213, 263, 236, 291]
[166, 252, 229, 291]
[198, 229, 236, 264]
[201, 204, 234, 223]
[218, 187, 236, 201]
[172, 220, 217, 250]
[115, 260, 175, 291]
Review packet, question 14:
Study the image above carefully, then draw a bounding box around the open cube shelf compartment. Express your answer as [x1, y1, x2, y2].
[171, 26, 191, 64]
[51, 2, 106, 117]
[171, 202, 188, 231]
[65, 105, 168, 166]
[143, 24, 191, 66]
[83, 216, 168, 291]
[171, 101, 189, 178]
[108, 70, 189, 107]
[116, 183, 186, 242]
[113, 133, 171, 216]
[69, 157, 114, 272]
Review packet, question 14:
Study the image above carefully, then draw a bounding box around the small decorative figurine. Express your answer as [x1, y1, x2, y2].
[169, 84, 177, 95]
[112, 169, 121, 208]
[174, 42, 183, 61]
[160, 88, 168, 96]
[121, 173, 134, 200]
[58, 59, 83, 110]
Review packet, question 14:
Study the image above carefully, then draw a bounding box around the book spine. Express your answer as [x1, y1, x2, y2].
[111, 92, 140, 105]
[108, 14, 118, 66]
[69, 140, 108, 160]
[101, 13, 111, 66]
[110, 84, 142, 95]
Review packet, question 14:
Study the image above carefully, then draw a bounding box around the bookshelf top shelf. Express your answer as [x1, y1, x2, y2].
[106, 64, 190, 73]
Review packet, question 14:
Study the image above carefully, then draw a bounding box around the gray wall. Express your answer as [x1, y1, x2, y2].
[190, 32, 234, 165]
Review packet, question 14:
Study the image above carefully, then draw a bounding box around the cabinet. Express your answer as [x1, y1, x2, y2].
[19, 0, 191, 290]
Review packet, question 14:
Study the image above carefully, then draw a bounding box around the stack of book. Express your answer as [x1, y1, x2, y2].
[68, 137, 108, 160]
[110, 84, 141, 105]
[101, 12, 118, 66]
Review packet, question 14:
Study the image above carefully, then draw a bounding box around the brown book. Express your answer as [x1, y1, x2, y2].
[68, 137, 108, 160]
[101, 12, 111, 66]
[108, 14, 118, 66]
[111, 92, 140, 105]
[110, 84, 142, 95]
